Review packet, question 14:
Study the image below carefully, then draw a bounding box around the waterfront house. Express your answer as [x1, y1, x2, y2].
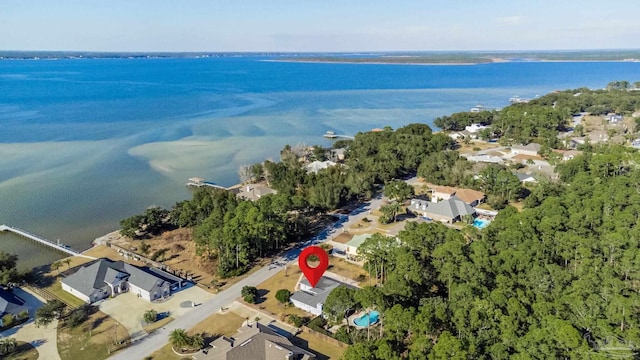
[511, 143, 542, 157]
[0, 288, 28, 326]
[193, 322, 315, 360]
[408, 196, 476, 223]
[234, 184, 277, 201]
[304, 160, 337, 174]
[465, 123, 489, 133]
[62, 258, 182, 304]
[328, 148, 346, 162]
[290, 276, 355, 316]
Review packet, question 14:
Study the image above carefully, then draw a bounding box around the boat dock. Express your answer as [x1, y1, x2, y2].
[0, 224, 94, 258]
[323, 131, 354, 140]
[186, 177, 229, 190]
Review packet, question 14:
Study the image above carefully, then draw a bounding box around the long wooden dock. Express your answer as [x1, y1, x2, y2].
[186, 177, 229, 190]
[0, 224, 94, 259]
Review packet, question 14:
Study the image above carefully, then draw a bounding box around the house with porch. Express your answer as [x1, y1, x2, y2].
[61, 258, 183, 304]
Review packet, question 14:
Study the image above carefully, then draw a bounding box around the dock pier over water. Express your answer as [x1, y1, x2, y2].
[0, 224, 94, 259]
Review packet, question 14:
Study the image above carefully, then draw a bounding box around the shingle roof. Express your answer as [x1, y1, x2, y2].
[0, 288, 26, 316]
[305, 161, 336, 174]
[512, 143, 542, 152]
[197, 323, 315, 360]
[290, 277, 351, 309]
[409, 196, 475, 220]
[62, 258, 180, 298]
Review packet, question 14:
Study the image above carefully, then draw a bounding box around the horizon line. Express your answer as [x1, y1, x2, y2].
[2, 48, 640, 54]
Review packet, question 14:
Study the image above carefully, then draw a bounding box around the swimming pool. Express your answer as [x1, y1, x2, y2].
[473, 218, 491, 229]
[353, 311, 380, 327]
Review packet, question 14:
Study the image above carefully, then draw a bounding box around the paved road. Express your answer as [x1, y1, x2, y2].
[0, 288, 61, 360]
[109, 195, 388, 359]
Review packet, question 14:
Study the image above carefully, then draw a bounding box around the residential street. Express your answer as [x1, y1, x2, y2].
[109, 196, 385, 359]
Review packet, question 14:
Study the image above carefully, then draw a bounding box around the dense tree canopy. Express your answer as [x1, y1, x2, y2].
[339, 145, 640, 359]
[0, 252, 18, 285]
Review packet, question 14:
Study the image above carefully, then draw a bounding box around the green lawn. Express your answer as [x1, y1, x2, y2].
[46, 280, 86, 308]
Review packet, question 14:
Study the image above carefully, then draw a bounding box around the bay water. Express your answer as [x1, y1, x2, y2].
[1, 55, 639, 269]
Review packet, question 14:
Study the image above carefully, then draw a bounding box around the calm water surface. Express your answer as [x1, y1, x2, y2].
[1, 56, 639, 268]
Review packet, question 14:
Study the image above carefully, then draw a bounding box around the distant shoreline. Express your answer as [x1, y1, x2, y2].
[268, 57, 640, 66]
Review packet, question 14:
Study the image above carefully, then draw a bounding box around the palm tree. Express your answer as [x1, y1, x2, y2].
[169, 329, 190, 350]
[63, 258, 72, 270]
[51, 261, 62, 276]
[189, 333, 204, 349]
[0, 337, 17, 355]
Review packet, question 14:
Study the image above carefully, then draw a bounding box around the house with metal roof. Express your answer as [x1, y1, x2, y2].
[61, 258, 182, 303]
[0, 288, 28, 326]
[193, 322, 315, 360]
[408, 196, 476, 223]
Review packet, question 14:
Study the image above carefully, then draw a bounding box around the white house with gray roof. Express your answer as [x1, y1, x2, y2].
[61, 258, 182, 303]
[290, 276, 355, 316]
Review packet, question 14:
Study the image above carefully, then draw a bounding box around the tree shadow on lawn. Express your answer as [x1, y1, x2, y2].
[255, 289, 270, 305]
[89, 314, 109, 332]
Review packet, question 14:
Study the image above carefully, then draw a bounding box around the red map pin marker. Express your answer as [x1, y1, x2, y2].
[298, 246, 329, 288]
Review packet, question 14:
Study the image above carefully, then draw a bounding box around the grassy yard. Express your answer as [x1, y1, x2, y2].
[327, 257, 375, 287]
[293, 332, 347, 360]
[249, 266, 310, 321]
[148, 312, 246, 360]
[57, 310, 130, 360]
[5, 341, 39, 360]
[45, 280, 86, 308]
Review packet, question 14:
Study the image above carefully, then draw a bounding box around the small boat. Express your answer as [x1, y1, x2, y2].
[509, 96, 529, 104]
[470, 104, 486, 113]
[323, 131, 337, 138]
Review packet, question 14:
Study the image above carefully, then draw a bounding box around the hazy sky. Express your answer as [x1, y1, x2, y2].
[2, 0, 639, 52]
